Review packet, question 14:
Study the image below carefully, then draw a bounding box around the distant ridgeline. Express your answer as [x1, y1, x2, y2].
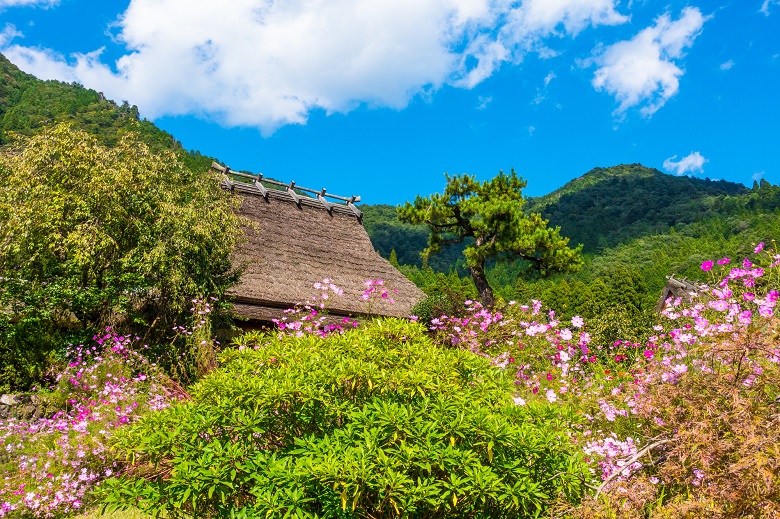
[0, 53, 212, 173]
[363, 164, 780, 274]
[525, 163, 766, 253]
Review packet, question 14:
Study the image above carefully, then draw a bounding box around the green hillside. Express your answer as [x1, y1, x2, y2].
[0, 53, 213, 173]
[361, 164, 777, 276]
[528, 163, 750, 252]
[360, 204, 468, 271]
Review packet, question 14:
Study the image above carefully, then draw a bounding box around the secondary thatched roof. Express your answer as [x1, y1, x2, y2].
[212, 163, 424, 322]
[656, 275, 707, 311]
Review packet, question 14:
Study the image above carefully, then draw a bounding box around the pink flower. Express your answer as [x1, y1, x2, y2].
[755, 242, 764, 253]
[717, 257, 731, 265]
[708, 300, 728, 311]
[701, 260, 714, 271]
[571, 316, 584, 328]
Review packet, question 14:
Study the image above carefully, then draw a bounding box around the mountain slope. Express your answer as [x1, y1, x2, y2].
[527, 163, 750, 252]
[0, 53, 213, 173]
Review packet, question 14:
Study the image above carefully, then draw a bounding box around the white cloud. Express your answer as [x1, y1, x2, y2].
[476, 95, 492, 110]
[761, 0, 780, 15]
[752, 171, 765, 181]
[0, 0, 58, 7]
[1, 0, 628, 132]
[719, 59, 734, 70]
[533, 71, 557, 104]
[3, 45, 81, 81]
[457, 0, 628, 87]
[0, 24, 22, 46]
[663, 151, 708, 176]
[591, 7, 707, 117]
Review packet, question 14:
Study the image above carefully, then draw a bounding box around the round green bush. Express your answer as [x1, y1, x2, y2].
[102, 319, 587, 518]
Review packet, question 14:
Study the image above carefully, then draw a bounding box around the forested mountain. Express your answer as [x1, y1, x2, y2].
[528, 163, 751, 252]
[360, 204, 468, 271]
[363, 164, 779, 273]
[0, 53, 213, 173]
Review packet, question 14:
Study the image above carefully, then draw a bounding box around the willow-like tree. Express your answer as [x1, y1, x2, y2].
[0, 123, 242, 390]
[397, 170, 582, 307]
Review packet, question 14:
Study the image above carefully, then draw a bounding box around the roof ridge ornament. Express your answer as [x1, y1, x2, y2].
[210, 162, 363, 221]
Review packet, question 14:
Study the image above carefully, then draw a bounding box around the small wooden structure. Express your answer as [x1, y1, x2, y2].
[211, 163, 424, 324]
[656, 275, 707, 311]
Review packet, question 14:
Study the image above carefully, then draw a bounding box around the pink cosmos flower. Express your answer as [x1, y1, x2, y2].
[717, 257, 731, 265]
[701, 260, 714, 271]
[708, 300, 729, 311]
[755, 242, 764, 253]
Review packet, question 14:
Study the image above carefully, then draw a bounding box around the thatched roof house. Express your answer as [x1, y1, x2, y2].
[212, 163, 424, 323]
[656, 275, 707, 311]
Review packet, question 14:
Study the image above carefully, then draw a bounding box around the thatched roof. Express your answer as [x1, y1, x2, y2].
[656, 275, 707, 311]
[212, 164, 424, 322]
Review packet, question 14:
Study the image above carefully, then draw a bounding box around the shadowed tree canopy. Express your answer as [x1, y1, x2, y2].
[397, 170, 582, 307]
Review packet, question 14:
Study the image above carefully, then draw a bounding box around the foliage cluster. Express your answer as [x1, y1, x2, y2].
[100, 319, 587, 518]
[0, 124, 242, 392]
[360, 205, 466, 272]
[362, 165, 779, 338]
[398, 170, 581, 307]
[1, 241, 779, 519]
[0, 330, 176, 518]
[427, 241, 780, 518]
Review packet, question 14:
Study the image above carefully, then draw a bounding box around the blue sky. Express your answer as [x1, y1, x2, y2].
[1, 0, 778, 204]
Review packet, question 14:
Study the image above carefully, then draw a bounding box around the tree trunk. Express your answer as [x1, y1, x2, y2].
[469, 261, 495, 309]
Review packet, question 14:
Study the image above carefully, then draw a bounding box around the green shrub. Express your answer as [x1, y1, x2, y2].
[101, 319, 587, 518]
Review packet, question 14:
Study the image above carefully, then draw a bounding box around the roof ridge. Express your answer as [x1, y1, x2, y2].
[210, 162, 363, 222]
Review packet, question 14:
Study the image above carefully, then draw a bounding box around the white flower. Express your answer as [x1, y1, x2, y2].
[512, 396, 526, 406]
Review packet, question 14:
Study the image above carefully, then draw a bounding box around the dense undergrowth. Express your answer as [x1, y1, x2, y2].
[1, 243, 779, 518]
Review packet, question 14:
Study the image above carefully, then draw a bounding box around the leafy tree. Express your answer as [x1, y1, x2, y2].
[0, 123, 242, 391]
[398, 170, 582, 307]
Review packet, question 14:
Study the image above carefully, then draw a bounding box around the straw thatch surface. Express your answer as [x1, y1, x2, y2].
[228, 189, 424, 322]
[656, 275, 707, 311]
